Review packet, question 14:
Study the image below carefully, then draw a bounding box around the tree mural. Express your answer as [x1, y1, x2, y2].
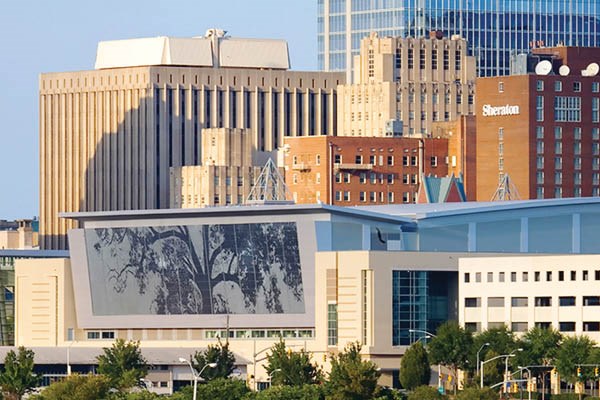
[86, 222, 304, 315]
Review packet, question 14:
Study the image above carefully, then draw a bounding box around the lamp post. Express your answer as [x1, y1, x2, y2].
[252, 342, 303, 391]
[481, 353, 518, 389]
[178, 358, 217, 400]
[268, 368, 282, 387]
[517, 366, 532, 400]
[408, 329, 441, 390]
[476, 342, 491, 378]
[505, 349, 524, 394]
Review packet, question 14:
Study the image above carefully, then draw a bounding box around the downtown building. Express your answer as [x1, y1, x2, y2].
[318, 0, 600, 78]
[476, 46, 600, 201]
[39, 31, 343, 249]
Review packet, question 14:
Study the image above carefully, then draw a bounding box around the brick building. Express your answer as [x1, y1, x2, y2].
[283, 136, 450, 205]
[476, 47, 600, 201]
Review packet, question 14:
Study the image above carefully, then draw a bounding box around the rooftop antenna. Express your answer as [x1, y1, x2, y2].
[246, 158, 294, 204]
[491, 174, 521, 201]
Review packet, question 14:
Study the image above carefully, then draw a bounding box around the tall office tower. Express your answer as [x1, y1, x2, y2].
[337, 32, 476, 137]
[39, 31, 344, 249]
[318, 0, 600, 78]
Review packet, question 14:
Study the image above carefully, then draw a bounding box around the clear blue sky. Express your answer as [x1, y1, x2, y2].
[0, 0, 317, 220]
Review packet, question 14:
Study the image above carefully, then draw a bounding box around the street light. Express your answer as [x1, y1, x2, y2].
[481, 353, 518, 389]
[517, 366, 532, 400]
[505, 349, 524, 394]
[268, 368, 282, 387]
[476, 342, 491, 377]
[408, 329, 441, 390]
[178, 358, 217, 400]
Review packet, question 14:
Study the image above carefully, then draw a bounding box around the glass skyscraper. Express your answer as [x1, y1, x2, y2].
[318, 0, 600, 77]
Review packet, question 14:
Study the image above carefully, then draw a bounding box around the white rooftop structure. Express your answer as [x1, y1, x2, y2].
[95, 29, 290, 70]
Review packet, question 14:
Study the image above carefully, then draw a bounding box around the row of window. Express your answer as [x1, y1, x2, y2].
[334, 154, 427, 166]
[334, 172, 419, 185]
[465, 295, 600, 308]
[464, 269, 600, 283]
[533, 80, 598, 93]
[204, 328, 314, 339]
[335, 190, 415, 203]
[465, 321, 600, 333]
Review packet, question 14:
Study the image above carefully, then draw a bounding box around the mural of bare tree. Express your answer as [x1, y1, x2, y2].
[86, 222, 304, 316]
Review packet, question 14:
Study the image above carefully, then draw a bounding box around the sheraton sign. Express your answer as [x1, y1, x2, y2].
[482, 104, 520, 117]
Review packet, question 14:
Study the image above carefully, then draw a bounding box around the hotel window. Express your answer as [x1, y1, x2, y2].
[344, 173, 351, 183]
[369, 191, 376, 202]
[536, 187, 544, 199]
[584, 296, 600, 306]
[574, 127, 582, 140]
[555, 186, 563, 198]
[559, 322, 575, 332]
[536, 140, 544, 154]
[370, 172, 376, 184]
[328, 303, 338, 346]
[369, 155, 376, 165]
[555, 142, 562, 154]
[488, 297, 504, 307]
[536, 96, 544, 121]
[316, 154, 321, 165]
[411, 174, 418, 184]
[555, 81, 562, 92]
[554, 96, 581, 122]
[335, 172, 342, 183]
[536, 80, 544, 91]
[554, 171, 561, 185]
[475, 272, 481, 282]
[573, 81, 582, 92]
[584, 322, 600, 332]
[430, 156, 438, 167]
[594, 82, 600, 93]
[343, 191, 350, 201]
[547, 271, 552, 281]
[537, 156, 544, 169]
[512, 322, 528, 332]
[387, 155, 394, 166]
[574, 187, 582, 197]
[511, 297, 528, 307]
[535, 297, 552, 307]
[511, 272, 517, 282]
[455, 49, 461, 70]
[359, 173, 367, 184]
[559, 271, 564, 281]
[499, 272, 505, 282]
[402, 192, 410, 203]
[596, 270, 600, 280]
[359, 192, 366, 202]
[498, 82, 504, 93]
[487, 272, 493, 282]
[574, 172, 582, 185]
[498, 127, 504, 140]
[355, 155, 363, 164]
[468, 94, 474, 105]
[554, 157, 562, 170]
[595, 128, 600, 141]
[411, 156, 418, 166]
[554, 126, 562, 139]
[335, 191, 342, 202]
[387, 174, 394, 184]
[465, 297, 481, 307]
[594, 158, 600, 170]
[407, 48, 414, 69]
[559, 296, 575, 306]
[536, 322, 552, 329]
[574, 157, 582, 170]
[536, 171, 544, 184]
[570, 270, 576, 280]
[522, 272, 528, 282]
[443, 49, 449, 70]
[595, 98, 600, 123]
[583, 270, 589, 281]
[402, 174, 409, 184]
[535, 126, 543, 139]
[574, 142, 581, 155]
[388, 192, 394, 203]
[334, 154, 342, 163]
[534, 271, 540, 281]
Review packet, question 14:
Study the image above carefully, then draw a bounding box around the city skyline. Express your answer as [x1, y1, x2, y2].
[0, 0, 317, 220]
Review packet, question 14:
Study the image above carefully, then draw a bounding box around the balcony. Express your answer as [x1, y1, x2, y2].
[292, 163, 311, 171]
[335, 163, 373, 171]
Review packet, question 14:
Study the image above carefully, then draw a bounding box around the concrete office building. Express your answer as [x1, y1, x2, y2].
[476, 46, 600, 201]
[13, 198, 600, 390]
[39, 31, 343, 249]
[318, 0, 600, 77]
[460, 255, 600, 340]
[283, 135, 450, 205]
[337, 32, 476, 138]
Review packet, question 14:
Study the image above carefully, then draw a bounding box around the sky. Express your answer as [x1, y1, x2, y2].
[0, 0, 317, 220]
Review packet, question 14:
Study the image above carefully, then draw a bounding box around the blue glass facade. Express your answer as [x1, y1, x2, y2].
[392, 270, 454, 346]
[318, 0, 600, 76]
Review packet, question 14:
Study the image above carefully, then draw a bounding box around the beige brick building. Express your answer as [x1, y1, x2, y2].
[337, 32, 476, 137]
[39, 33, 344, 249]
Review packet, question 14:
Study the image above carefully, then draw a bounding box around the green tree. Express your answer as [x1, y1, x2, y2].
[191, 339, 236, 381]
[96, 339, 148, 391]
[264, 339, 322, 386]
[455, 387, 497, 400]
[471, 325, 516, 372]
[555, 335, 596, 384]
[325, 342, 381, 400]
[514, 326, 562, 396]
[192, 377, 251, 400]
[407, 385, 444, 400]
[254, 384, 326, 400]
[400, 341, 431, 390]
[0, 346, 40, 400]
[427, 322, 473, 395]
[32, 374, 112, 400]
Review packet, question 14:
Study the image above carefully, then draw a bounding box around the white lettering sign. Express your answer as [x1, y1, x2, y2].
[482, 104, 520, 117]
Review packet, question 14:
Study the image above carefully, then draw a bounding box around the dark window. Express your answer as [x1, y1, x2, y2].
[558, 271, 564, 281]
[535, 322, 551, 329]
[464, 322, 478, 332]
[511, 297, 528, 307]
[547, 271, 552, 281]
[535, 297, 552, 307]
[534, 271, 540, 282]
[464, 273, 470, 283]
[511, 272, 517, 282]
[559, 322, 575, 331]
[584, 296, 600, 306]
[559, 296, 576, 306]
[584, 322, 600, 331]
[465, 297, 480, 307]
[596, 270, 600, 280]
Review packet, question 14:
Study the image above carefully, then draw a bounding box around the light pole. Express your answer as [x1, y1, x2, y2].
[481, 353, 519, 389]
[178, 358, 217, 400]
[517, 366, 532, 400]
[268, 368, 282, 387]
[505, 349, 524, 394]
[252, 342, 303, 391]
[408, 329, 441, 390]
[476, 342, 490, 378]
